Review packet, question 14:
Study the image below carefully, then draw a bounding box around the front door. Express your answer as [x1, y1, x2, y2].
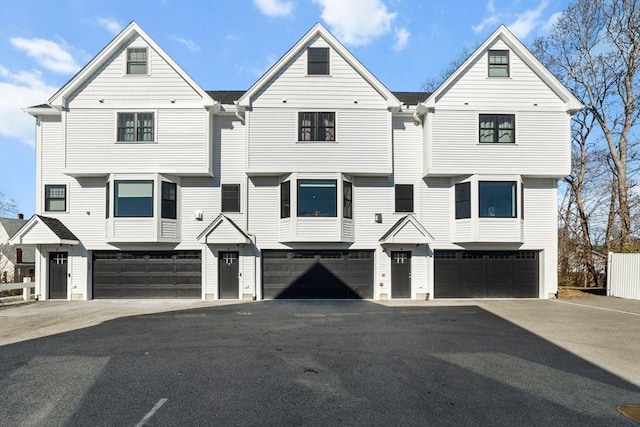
[219, 252, 239, 299]
[391, 251, 411, 298]
[49, 252, 68, 299]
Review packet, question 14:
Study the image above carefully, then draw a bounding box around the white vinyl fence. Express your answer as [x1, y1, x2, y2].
[607, 253, 640, 300]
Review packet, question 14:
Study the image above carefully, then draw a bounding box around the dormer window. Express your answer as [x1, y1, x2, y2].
[308, 47, 329, 75]
[127, 48, 147, 74]
[488, 50, 509, 77]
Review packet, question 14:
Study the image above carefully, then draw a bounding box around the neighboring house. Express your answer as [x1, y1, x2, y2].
[11, 22, 581, 301]
[0, 215, 35, 283]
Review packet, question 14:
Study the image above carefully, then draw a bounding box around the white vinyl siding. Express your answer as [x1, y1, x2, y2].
[427, 110, 570, 176]
[247, 109, 391, 175]
[251, 38, 388, 109]
[64, 109, 208, 175]
[67, 36, 203, 106]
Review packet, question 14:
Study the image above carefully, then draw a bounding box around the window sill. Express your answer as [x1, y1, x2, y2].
[477, 142, 517, 145]
[296, 140, 338, 144]
[115, 141, 157, 144]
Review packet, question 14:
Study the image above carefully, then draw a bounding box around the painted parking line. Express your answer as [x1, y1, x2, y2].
[554, 300, 640, 316]
[135, 398, 168, 427]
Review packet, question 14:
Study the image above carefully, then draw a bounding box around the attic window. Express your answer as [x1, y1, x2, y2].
[127, 48, 147, 74]
[308, 47, 329, 75]
[488, 50, 509, 77]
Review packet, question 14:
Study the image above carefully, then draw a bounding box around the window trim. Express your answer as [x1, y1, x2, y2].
[221, 184, 241, 213]
[114, 180, 154, 218]
[297, 179, 337, 218]
[280, 181, 291, 219]
[455, 182, 471, 219]
[126, 47, 148, 75]
[488, 49, 509, 77]
[44, 184, 67, 212]
[307, 47, 330, 75]
[116, 111, 156, 143]
[478, 181, 517, 218]
[394, 184, 414, 213]
[161, 181, 177, 219]
[479, 114, 515, 144]
[298, 111, 336, 142]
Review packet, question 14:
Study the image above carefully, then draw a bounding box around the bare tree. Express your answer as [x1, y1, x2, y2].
[533, 0, 639, 250]
[422, 46, 478, 92]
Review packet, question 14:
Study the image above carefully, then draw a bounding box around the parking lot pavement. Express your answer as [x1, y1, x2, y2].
[1, 297, 638, 426]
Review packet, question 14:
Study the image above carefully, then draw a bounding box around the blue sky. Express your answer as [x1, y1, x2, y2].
[0, 0, 571, 217]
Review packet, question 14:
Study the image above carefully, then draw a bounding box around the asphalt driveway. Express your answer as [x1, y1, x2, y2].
[1, 297, 639, 426]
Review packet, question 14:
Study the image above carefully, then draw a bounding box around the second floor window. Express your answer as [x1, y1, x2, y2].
[395, 184, 413, 213]
[114, 181, 153, 217]
[299, 112, 335, 141]
[118, 112, 154, 142]
[127, 48, 147, 74]
[298, 180, 336, 217]
[281, 181, 290, 219]
[343, 181, 352, 219]
[45, 184, 66, 212]
[479, 181, 516, 218]
[455, 182, 471, 219]
[479, 114, 515, 143]
[161, 182, 177, 219]
[221, 184, 240, 213]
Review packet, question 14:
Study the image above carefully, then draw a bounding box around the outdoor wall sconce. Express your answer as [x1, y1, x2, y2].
[375, 213, 382, 223]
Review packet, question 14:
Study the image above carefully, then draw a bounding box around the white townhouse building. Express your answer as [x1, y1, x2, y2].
[11, 22, 582, 301]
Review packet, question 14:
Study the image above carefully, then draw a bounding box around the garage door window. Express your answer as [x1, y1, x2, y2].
[115, 181, 153, 217]
[297, 180, 336, 217]
[479, 181, 516, 218]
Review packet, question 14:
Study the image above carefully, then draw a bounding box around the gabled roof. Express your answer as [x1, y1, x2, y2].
[237, 23, 402, 110]
[422, 25, 582, 113]
[379, 215, 433, 244]
[197, 214, 252, 245]
[9, 215, 79, 246]
[0, 217, 28, 240]
[48, 21, 214, 108]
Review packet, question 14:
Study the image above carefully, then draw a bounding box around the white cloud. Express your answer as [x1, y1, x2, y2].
[393, 27, 410, 51]
[0, 66, 57, 147]
[96, 17, 122, 35]
[253, 0, 294, 17]
[541, 11, 562, 34]
[507, 0, 548, 39]
[472, 0, 551, 38]
[313, 0, 396, 46]
[175, 37, 201, 52]
[10, 37, 80, 74]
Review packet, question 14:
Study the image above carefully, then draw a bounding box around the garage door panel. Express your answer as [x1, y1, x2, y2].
[93, 251, 201, 299]
[435, 251, 538, 298]
[263, 250, 373, 299]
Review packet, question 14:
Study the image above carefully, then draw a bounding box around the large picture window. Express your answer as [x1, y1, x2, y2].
[161, 182, 177, 219]
[308, 47, 329, 75]
[115, 181, 153, 217]
[299, 112, 335, 141]
[488, 50, 509, 77]
[479, 114, 514, 143]
[297, 180, 336, 217]
[455, 182, 471, 219]
[127, 48, 147, 74]
[479, 181, 516, 218]
[45, 185, 66, 212]
[117, 112, 154, 142]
